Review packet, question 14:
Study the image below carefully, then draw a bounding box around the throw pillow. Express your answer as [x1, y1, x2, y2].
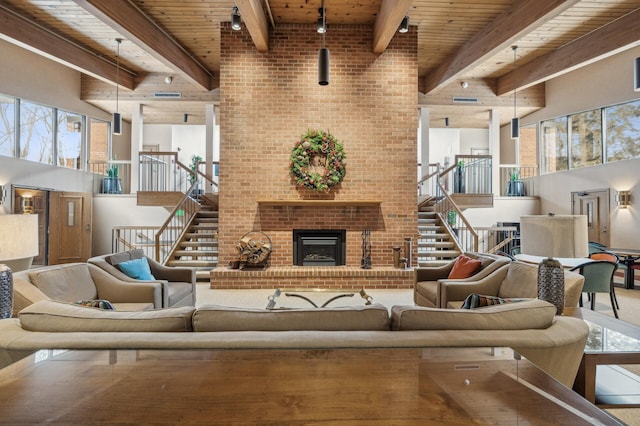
[461, 293, 528, 309]
[117, 257, 156, 280]
[75, 299, 116, 310]
[448, 255, 482, 279]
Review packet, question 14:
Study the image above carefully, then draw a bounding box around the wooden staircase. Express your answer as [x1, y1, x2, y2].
[165, 195, 219, 281]
[417, 196, 461, 266]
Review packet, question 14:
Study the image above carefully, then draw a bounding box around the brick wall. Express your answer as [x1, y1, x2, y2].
[219, 24, 418, 273]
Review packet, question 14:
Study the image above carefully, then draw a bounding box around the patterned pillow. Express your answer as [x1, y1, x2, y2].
[75, 299, 116, 310]
[461, 293, 529, 309]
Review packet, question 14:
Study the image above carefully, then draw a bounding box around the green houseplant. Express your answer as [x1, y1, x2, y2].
[188, 154, 203, 195]
[506, 168, 525, 196]
[102, 161, 122, 194]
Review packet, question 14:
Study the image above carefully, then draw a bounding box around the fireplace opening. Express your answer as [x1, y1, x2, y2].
[293, 229, 346, 266]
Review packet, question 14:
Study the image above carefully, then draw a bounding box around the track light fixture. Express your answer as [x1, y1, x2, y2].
[317, 8, 326, 33]
[183, 113, 188, 123]
[510, 46, 519, 140]
[318, 0, 329, 85]
[399, 16, 409, 33]
[231, 6, 241, 31]
[112, 38, 122, 135]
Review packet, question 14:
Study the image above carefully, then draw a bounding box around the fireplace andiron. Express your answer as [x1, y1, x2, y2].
[361, 228, 372, 269]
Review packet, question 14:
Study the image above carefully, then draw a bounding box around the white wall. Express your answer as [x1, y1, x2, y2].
[172, 125, 206, 166]
[142, 124, 173, 151]
[509, 46, 640, 247]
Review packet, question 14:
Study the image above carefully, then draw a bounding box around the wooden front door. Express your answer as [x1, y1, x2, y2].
[571, 189, 610, 246]
[48, 192, 93, 264]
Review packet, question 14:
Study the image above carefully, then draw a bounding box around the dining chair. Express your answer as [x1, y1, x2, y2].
[588, 251, 620, 309]
[570, 260, 619, 318]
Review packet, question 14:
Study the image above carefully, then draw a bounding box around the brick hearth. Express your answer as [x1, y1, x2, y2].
[210, 266, 414, 290]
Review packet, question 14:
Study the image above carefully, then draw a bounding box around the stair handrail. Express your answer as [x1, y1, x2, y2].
[195, 160, 219, 192]
[435, 169, 479, 253]
[154, 184, 201, 263]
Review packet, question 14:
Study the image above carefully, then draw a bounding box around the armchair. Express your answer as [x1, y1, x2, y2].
[414, 253, 511, 308]
[440, 261, 585, 309]
[89, 250, 196, 308]
[12, 263, 161, 315]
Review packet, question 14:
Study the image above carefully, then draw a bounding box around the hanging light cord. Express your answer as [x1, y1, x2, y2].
[116, 39, 121, 113]
[322, 0, 326, 48]
[512, 46, 517, 118]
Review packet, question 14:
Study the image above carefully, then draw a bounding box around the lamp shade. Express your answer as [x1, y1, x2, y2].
[520, 215, 588, 258]
[0, 214, 39, 271]
[318, 48, 330, 86]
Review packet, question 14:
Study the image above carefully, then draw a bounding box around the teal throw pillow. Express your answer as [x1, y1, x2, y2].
[117, 257, 156, 280]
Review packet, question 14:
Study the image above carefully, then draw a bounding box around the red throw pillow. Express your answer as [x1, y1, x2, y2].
[448, 255, 482, 279]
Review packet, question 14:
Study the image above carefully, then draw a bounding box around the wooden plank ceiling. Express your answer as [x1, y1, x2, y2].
[1, 0, 639, 127]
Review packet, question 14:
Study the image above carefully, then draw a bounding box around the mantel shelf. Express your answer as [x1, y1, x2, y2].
[257, 200, 381, 219]
[257, 200, 382, 207]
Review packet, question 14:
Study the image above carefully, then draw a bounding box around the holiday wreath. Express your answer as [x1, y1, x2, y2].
[289, 129, 346, 191]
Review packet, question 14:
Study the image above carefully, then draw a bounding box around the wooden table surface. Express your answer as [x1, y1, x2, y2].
[0, 347, 619, 424]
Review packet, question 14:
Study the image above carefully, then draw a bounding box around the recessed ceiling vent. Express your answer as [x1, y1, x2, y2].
[154, 92, 182, 98]
[452, 97, 478, 104]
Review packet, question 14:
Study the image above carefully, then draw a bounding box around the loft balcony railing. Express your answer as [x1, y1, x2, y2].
[88, 160, 132, 194]
[499, 164, 537, 197]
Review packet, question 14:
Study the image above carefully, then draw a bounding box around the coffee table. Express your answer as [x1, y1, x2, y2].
[566, 307, 640, 407]
[0, 347, 618, 424]
[266, 287, 373, 309]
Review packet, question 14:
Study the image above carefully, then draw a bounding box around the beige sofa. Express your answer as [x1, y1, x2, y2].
[88, 250, 196, 308]
[0, 299, 589, 388]
[440, 261, 585, 309]
[12, 263, 163, 315]
[414, 253, 511, 307]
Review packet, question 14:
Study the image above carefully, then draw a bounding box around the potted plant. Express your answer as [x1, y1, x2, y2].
[453, 160, 465, 193]
[102, 162, 122, 194]
[188, 155, 203, 196]
[506, 168, 525, 196]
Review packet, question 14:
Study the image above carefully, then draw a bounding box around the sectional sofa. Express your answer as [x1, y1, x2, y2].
[0, 299, 588, 388]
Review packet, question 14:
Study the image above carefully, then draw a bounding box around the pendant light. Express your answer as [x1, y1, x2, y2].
[318, 0, 329, 86]
[112, 38, 122, 135]
[510, 46, 519, 140]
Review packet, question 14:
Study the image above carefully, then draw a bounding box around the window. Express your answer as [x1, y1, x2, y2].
[0, 95, 15, 157]
[20, 100, 54, 164]
[541, 117, 568, 173]
[605, 99, 640, 163]
[569, 109, 601, 169]
[57, 111, 83, 169]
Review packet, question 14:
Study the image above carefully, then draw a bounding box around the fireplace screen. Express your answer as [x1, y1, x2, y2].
[293, 229, 346, 266]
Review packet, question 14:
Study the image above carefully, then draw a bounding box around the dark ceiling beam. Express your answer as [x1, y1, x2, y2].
[422, 0, 580, 94]
[372, 0, 413, 54]
[0, 4, 135, 90]
[497, 8, 640, 95]
[235, 0, 270, 52]
[72, 0, 213, 91]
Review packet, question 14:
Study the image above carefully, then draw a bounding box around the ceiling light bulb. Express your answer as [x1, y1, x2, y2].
[165, 76, 172, 84]
[461, 81, 468, 89]
[399, 16, 409, 33]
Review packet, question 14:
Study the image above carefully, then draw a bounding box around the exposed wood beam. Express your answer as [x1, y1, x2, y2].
[497, 8, 640, 95]
[372, 0, 412, 54]
[0, 5, 135, 90]
[72, 0, 213, 91]
[235, 0, 270, 52]
[422, 0, 580, 94]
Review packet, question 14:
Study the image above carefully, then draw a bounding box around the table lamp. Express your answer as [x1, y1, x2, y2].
[0, 214, 39, 319]
[520, 214, 588, 315]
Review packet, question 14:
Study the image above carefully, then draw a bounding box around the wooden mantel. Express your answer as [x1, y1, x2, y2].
[257, 199, 382, 218]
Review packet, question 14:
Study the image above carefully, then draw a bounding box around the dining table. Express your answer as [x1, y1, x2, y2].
[606, 248, 640, 290]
